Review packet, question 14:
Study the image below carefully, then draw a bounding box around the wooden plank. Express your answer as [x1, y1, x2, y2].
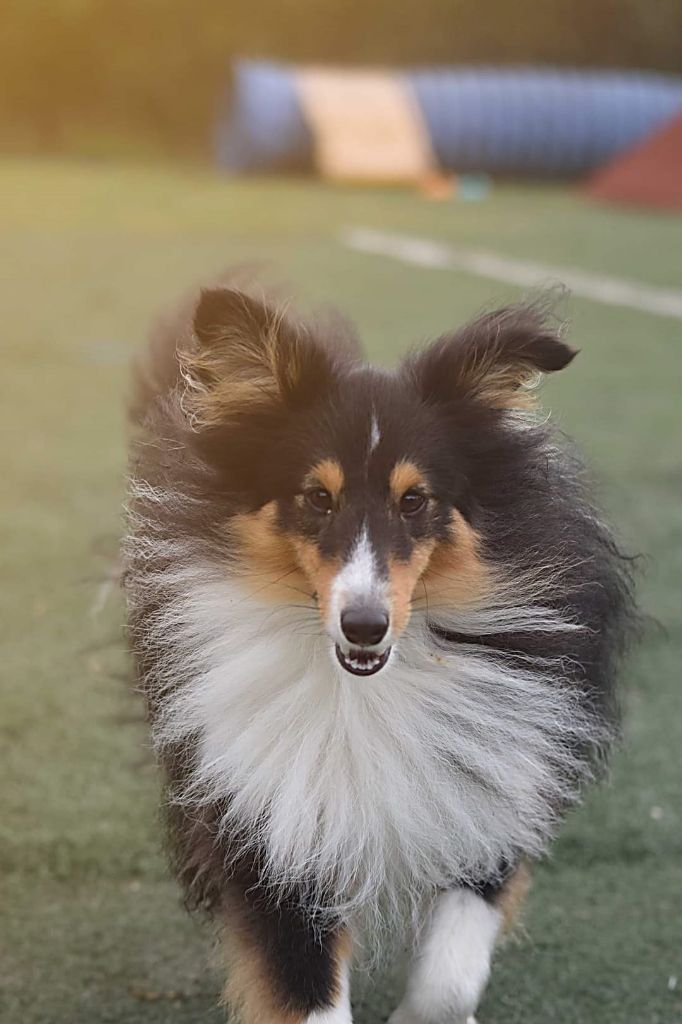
[296, 68, 435, 183]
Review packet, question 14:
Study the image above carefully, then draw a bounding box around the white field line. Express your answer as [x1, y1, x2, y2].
[341, 226, 682, 320]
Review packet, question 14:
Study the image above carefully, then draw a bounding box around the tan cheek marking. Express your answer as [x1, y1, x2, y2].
[389, 460, 427, 502]
[230, 505, 339, 620]
[291, 539, 340, 621]
[307, 458, 344, 499]
[387, 510, 490, 635]
[388, 539, 437, 638]
[230, 502, 309, 603]
[422, 509, 490, 606]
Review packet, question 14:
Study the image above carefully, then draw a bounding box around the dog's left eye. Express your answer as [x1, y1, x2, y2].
[305, 487, 334, 515]
[399, 489, 427, 517]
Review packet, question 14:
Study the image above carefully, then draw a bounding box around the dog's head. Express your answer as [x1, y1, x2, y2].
[179, 287, 576, 677]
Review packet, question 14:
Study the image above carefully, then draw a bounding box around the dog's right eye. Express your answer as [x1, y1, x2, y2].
[305, 487, 334, 515]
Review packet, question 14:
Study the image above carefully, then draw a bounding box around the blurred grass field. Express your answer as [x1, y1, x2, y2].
[1, 158, 681, 1024]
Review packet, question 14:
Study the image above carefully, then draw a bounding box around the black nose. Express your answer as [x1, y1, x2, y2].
[341, 607, 389, 647]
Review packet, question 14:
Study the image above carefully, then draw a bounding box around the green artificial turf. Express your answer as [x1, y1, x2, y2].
[1, 158, 680, 1024]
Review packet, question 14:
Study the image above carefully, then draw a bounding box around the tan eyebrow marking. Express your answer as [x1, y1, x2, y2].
[306, 458, 345, 498]
[389, 460, 428, 501]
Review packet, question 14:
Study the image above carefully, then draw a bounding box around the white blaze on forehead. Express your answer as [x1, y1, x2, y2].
[328, 527, 388, 643]
[369, 411, 381, 454]
[336, 529, 379, 594]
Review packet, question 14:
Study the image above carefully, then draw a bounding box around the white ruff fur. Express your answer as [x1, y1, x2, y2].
[129, 537, 608, 941]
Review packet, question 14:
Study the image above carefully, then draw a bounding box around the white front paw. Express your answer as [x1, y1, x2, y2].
[387, 1006, 477, 1024]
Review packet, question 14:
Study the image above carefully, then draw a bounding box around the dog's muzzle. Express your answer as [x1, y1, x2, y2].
[335, 605, 391, 676]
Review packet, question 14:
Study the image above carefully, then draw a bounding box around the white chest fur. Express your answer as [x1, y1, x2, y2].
[144, 562, 603, 927]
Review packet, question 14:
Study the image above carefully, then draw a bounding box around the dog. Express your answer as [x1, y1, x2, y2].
[122, 281, 635, 1024]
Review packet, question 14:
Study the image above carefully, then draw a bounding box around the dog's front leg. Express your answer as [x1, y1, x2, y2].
[221, 883, 352, 1024]
[388, 887, 500, 1024]
[388, 865, 531, 1024]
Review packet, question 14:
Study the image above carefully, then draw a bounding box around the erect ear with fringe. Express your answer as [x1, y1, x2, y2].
[181, 288, 333, 427]
[408, 300, 577, 410]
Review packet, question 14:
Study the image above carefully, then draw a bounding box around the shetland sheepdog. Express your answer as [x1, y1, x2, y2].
[123, 280, 635, 1024]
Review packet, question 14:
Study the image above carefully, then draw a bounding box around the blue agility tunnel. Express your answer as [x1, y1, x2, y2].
[215, 59, 682, 178]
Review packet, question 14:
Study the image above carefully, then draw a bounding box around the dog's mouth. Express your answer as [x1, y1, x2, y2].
[335, 644, 392, 677]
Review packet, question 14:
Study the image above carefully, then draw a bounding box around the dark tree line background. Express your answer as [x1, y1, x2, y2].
[1, 0, 681, 158]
